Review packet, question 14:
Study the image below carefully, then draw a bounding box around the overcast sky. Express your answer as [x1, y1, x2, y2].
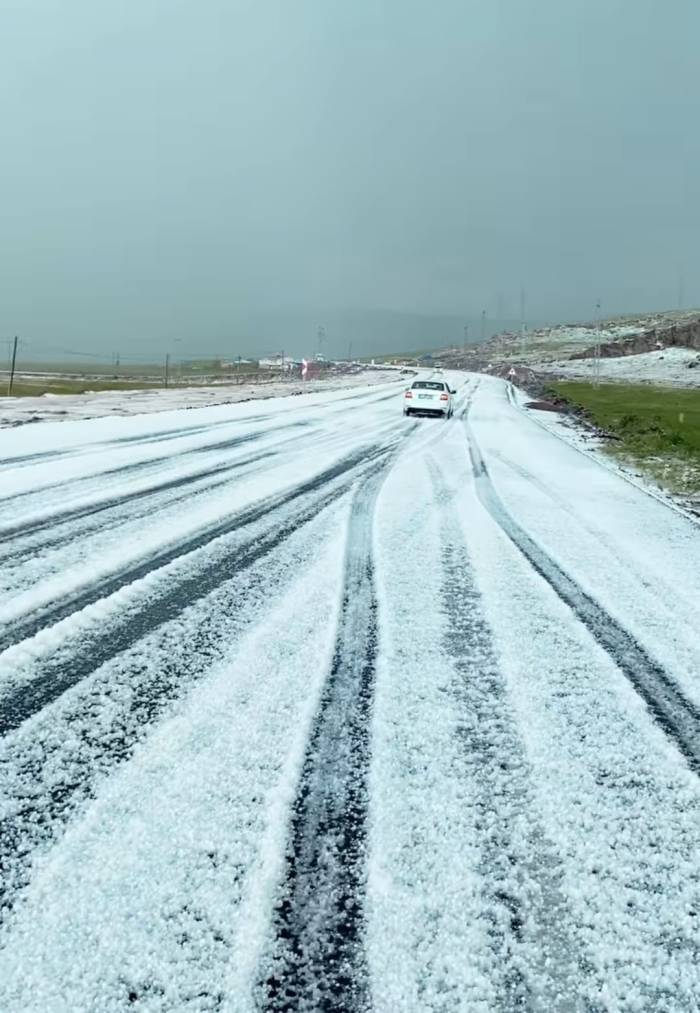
[2, 0, 699, 359]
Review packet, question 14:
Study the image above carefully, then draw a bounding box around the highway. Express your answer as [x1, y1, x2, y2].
[1, 374, 699, 1012]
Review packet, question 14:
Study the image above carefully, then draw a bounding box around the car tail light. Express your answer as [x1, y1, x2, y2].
[439, 393, 448, 400]
[405, 391, 412, 398]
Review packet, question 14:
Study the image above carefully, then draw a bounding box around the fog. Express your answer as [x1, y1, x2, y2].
[2, 0, 699, 361]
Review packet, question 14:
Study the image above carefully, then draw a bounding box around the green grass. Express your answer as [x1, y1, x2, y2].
[547, 381, 700, 494]
[7, 360, 165, 378]
[2, 361, 283, 398]
[4, 379, 163, 397]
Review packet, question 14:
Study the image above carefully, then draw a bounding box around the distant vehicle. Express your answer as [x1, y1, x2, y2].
[403, 379, 455, 419]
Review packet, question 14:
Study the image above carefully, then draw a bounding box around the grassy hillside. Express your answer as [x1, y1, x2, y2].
[547, 381, 700, 494]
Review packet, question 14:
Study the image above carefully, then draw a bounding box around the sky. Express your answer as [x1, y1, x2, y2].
[1, 0, 699, 361]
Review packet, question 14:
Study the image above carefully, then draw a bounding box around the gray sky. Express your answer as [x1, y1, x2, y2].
[2, 0, 699, 360]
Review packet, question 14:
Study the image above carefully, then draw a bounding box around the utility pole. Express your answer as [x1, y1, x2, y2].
[520, 287, 527, 355]
[317, 325, 326, 358]
[164, 352, 170, 389]
[7, 335, 19, 396]
[463, 324, 469, 351]
[480, 309, 486, 343]
[678, 272, 685, 311]
[347, 340, 353, 362]
[520, 287, 526, 333]
[593, 301, 602, 388]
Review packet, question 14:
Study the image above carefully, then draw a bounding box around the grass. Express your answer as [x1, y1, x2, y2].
[4, 379, 163, 397]
[547, 381, 700, 494]
[1, 361, 292, 398]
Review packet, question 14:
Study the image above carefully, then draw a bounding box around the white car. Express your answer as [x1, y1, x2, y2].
[403, 379, 455, 418]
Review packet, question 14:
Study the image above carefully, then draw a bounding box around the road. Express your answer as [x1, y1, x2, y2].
[1, 375, 699, 1012]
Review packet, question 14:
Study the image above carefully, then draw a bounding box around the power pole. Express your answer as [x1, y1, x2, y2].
[164, 352, 170, 388]
[520, 287, 526, 333]
[347, 340, 353, 362]
[480, 309, 486, 343]
[8, 335, 18, 396]
[520, 287, 527, 354]
[463, 324, 469, 351]
[593, 301, 602, 388]
[317, 325, 326, 358]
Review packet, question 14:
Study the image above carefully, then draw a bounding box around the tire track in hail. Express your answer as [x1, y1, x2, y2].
[0, 441, 387, 657]
[0, 445, 398, 732]
[0, 419, 308, 518]
[0, 497, 349, 919]
[260, 466, 389, 1012]
[428, 457, 597, 1012]
[465, 424, 700, 777]
[0, 383, 397, 474]
[0, 416, 250, 469]
[486, 446, 699, 639]
[1, 449, 278, 566]
[2, 421, 391, 570]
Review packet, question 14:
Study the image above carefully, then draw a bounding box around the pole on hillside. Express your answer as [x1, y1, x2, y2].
[519, 288, 527, 355]
[8, 335, 18, 395]
[317, 326, 326, 359]
[480, 310, 486, 343]
[593, 301, 602, 388]
[463, 324, 469, 351]
[164, 352, 170, 388]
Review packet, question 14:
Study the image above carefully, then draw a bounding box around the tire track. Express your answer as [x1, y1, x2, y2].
[0, 417, 247, 473]
[0, 384, 395, 475]
[429, 458, 596, 1012]
[0, 443, 384, 654]
[0, 446, 396, 732]
[1, 450, 278, 566]
[0, 414, 280, 471]
[3, 422, 387, 571]
[260, 468, 387, 1012]
[486, 446, 699, 638]
[0, 420, 307, 517]
[0, 500, 347, 919]
[465, 426, 700, 777]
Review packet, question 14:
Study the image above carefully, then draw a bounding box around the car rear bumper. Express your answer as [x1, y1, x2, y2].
[405, 406, 448, 416]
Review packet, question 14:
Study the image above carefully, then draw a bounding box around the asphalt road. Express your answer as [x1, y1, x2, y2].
[1, 375, 699, 1012]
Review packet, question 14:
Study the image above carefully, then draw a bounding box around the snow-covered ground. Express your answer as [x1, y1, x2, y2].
[0, 367, 400, 428]
[1, 374, 700, 1011]
[535, 345, 700, 387]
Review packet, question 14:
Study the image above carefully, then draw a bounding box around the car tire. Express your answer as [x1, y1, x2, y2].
[404, 408, 411, 416]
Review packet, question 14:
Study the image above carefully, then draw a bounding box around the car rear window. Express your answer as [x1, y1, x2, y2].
[412, 381, 445, 390]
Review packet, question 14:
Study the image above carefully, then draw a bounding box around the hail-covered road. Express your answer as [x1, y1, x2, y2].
[1, 374, 699, 1012]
